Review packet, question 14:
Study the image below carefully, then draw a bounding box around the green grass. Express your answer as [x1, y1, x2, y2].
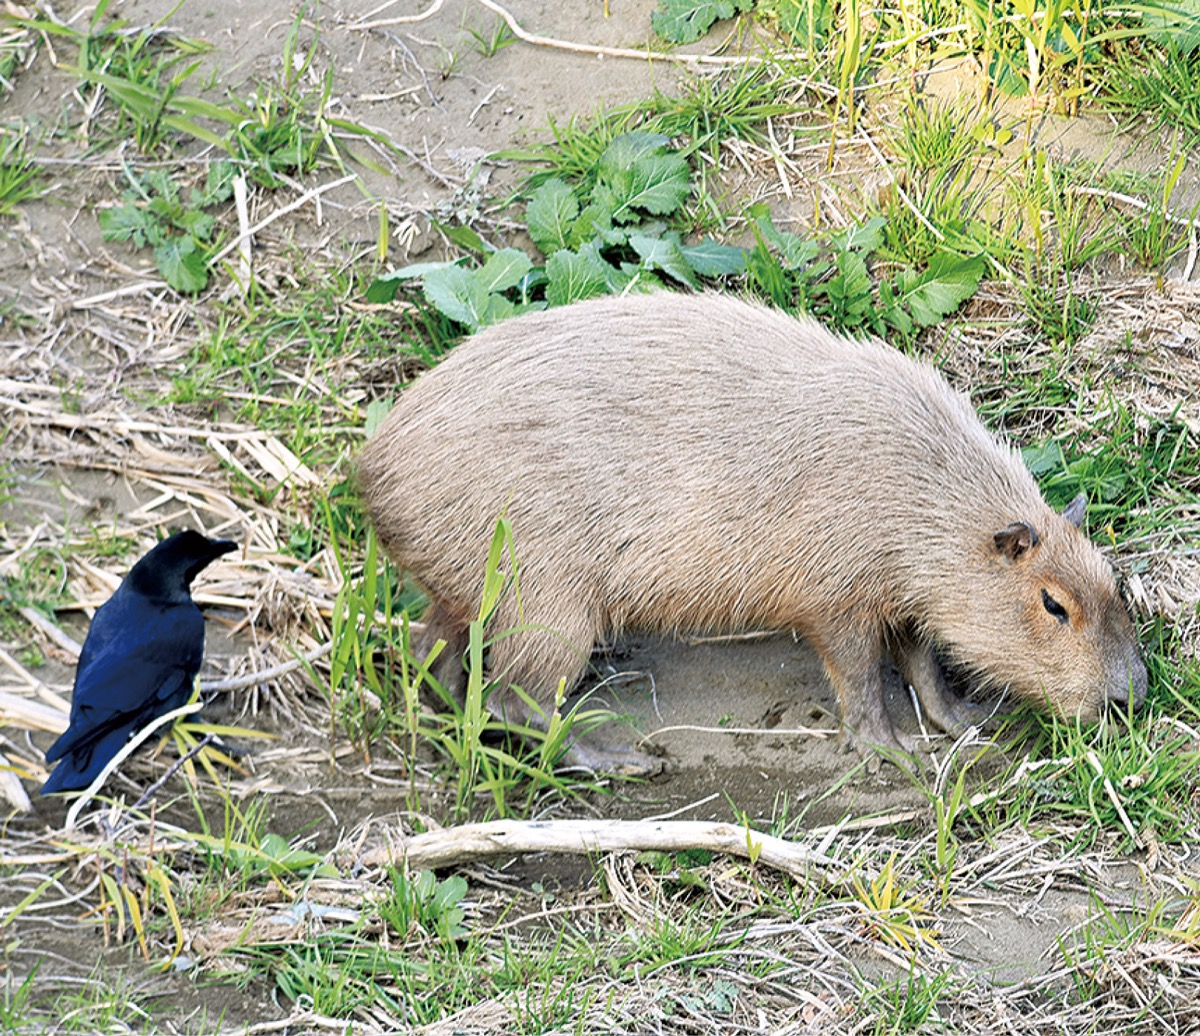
[316, 510, 617, 822]
[464, 16, 518, 58]
[1097, 39, 1200, 141]
[0, 124, 42, 214]
[861, 966, 960, 1035]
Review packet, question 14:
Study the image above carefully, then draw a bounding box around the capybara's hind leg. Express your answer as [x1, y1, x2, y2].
[815, 627, 911, 759]
[487, 613, 661, 776]
[411, 600, 470, 704]
[893, 637, 981, 735]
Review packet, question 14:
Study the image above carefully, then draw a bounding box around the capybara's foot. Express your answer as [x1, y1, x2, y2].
[559, 734, 664, 777]
[839, 720, 922, 771]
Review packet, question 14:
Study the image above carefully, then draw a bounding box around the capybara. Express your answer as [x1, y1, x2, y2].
[359, 292, 1147, 771]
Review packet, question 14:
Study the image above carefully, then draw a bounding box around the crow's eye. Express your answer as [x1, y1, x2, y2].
[1042, 589, 1069, 624]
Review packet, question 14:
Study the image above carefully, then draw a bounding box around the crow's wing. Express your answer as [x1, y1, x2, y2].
[45, 592, 205, 763]
[40, 722, 139, 794]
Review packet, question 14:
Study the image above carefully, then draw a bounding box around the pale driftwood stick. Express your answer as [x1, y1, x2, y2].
[0, 691, 69, 734]
[198, 641, 333, 693]
[71, 281, 170, 309]
[364, 818, 847, 886]
[347, 0, 444, 30]
[1071, 184, 1200, 230]
[0, 750, 33, 814]
[232, 171, 252, 289]
[0, 647, 72, 714]
[641, 722, 837, 743]
[18, 606, 82, 657]
[472, 0, 778, 66]
[208, 174, 357, 265]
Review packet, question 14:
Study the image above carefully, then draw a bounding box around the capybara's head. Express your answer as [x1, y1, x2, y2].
[945, 493, 1146, 720]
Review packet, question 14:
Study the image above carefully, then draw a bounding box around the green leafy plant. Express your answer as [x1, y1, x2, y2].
[828, 0, 870, 163]
[368, 132, 745, 328]
[960, 0, 1200, 120]
[418, 516, 616, 819]
[229, 6, 343, 188]
[1014, 705, 1200, 850]
[651, 0, 754, 43]
[319, 509, 612, 821]
[1119, 141, 1191, 274]
[861, 967, 957, 1034]
[378, 868, 469, 943]
[68, 0, 231, 153]
[850, 853, 942, 954]
[746, 211, 985, 335]
[760, 0, 836, 52]
[1098, 36, 1200, 139]
[98, 161, 234, 292]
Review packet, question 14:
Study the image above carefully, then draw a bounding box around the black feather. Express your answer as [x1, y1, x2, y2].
[41, 531, 237, 795]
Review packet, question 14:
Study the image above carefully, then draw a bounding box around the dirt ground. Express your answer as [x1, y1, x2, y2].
[2, 0, 1199, 1033]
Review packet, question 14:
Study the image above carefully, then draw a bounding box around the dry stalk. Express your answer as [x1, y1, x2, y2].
[364, 817, 848, 888]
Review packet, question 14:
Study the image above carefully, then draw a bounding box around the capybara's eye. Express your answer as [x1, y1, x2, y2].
[1041, 589, 1069, 624]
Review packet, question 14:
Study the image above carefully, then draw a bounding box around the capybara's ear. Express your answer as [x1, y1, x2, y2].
[993, 521, 1039, 562]
[1062, 492, 1087, 528]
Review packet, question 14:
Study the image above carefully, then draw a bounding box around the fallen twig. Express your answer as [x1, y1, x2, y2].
[208, 174, 358, 266]
[364, 817, 848, 887]
[347, 0, 445, 30]
[472, 0, 782, 66]
[199, 642, 334, 693]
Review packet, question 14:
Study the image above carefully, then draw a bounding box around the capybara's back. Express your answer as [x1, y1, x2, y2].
[359, 292, 1145, 768]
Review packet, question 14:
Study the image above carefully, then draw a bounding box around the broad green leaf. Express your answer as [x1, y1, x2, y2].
[592, 133, 691, 222]
[480, 292, 518, 326]
[1143, 0, 1200, 52]
[599, 132, 672, 173]
[821, 249, 873, 327]
[988, 51, 1029, 97]
[1021, 440, 1067, 477]
[545, 243, 613, 307]
[629, 233, 698, 287]
[651, 0, 751, 43]
[201, 160, 238, 205]
[98, 205, 155, 247]
[155, 237, 208, 294]
[424, 265, 490, 330]
[176, 208, 216, 241]
[478, 248, 533, 294]
[680, 238, 747, 276]
[433, 874, 468, 910]
[365, 399, 393, 436]
[526, 178, 579, 254]
[754, 215, 819, 270]
[876, 281, 912, 336]
[365, 261, 456, 303]
[892, 251, 985, 327]
[832, 216, 887, 253]
[569, 199, 616, 248]
[601, 152, 691, 221]
[437, 222, 491, 255]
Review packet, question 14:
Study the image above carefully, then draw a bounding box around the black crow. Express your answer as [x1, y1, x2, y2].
[41, 530, 238, 795]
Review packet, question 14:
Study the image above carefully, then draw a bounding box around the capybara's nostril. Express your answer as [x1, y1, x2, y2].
[1108, 651, 1148, 709]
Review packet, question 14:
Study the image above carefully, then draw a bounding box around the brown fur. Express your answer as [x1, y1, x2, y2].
[359, 293, 1146, 767]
